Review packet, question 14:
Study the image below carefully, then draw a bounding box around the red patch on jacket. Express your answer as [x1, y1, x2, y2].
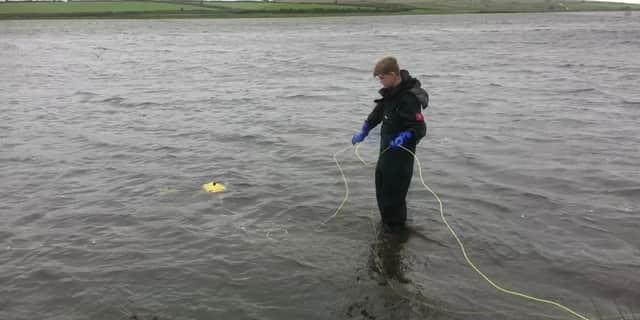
[415, 113, 424, 121]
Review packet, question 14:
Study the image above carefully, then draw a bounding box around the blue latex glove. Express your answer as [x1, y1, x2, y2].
[351, 121, 369, 145]
[389, 131, 412, 149]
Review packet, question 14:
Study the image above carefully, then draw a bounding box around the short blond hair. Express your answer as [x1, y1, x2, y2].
[373, 56, 400, 77]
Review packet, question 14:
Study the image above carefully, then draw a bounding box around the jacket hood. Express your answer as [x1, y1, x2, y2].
[379, 70, 429, 109]
[401, 70, 429, 110]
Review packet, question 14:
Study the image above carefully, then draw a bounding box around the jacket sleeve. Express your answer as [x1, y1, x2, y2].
[365, 101, 384, 129]
[397, 93, 427, 142]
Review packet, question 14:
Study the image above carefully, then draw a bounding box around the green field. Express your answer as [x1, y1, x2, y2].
[206, 2, 371, 10]
[0, 1, 217, 14]
[0, 1, 394, 18]
[0, 0, 638, 19]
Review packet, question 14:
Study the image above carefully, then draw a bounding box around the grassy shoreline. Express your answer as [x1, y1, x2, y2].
[0, 0, 638, 20]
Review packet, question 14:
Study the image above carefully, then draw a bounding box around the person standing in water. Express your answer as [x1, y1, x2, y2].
[351, 56, 429, 232]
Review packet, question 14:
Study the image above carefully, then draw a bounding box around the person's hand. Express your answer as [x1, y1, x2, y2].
[351, 122, 369, 145]
[389, 131, 412, 148]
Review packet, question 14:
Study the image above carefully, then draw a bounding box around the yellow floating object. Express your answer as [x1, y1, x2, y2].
[202, 182, 226, 193]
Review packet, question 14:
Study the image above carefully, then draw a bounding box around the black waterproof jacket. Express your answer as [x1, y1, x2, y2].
[366, 70, 429, 144]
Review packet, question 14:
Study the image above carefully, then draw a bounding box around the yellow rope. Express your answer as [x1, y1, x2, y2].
[322, 145, 353, 225]
[338, 144, 507, 316]
[354, 143, 369, 166]
[329, 143, 600, 320]
[396, 144, 591, 320]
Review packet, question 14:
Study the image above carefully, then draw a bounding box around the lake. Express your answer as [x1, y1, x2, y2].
[1, 12, 639, 320]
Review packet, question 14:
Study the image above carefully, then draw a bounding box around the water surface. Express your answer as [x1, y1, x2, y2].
[1, 12, 639, 320]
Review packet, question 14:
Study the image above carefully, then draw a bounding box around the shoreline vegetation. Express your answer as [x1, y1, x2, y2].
[0, 0, 638, 20]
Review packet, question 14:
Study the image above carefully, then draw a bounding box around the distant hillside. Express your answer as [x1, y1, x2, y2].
[279, 0, 640, 13]
[1, 0, 638, 20]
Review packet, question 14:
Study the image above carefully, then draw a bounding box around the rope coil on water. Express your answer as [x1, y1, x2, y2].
[328, 143, 593, 320]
